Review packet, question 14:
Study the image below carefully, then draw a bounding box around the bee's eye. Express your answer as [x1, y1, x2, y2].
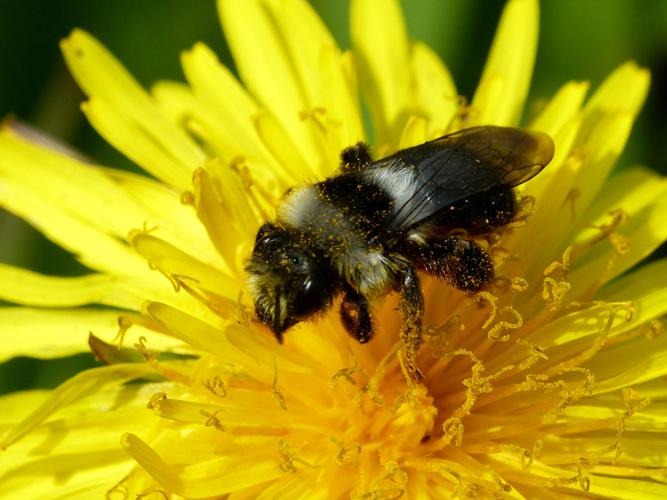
[293, 275, 327, 319]
[254, 223, 289, 252]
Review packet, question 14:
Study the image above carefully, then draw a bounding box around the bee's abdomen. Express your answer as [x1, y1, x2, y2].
[430, 186, 516, 235]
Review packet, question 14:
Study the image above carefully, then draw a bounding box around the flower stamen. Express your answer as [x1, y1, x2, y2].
[272, 358, 288, 410]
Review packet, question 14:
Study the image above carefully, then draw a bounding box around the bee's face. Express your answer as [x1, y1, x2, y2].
[245, 223, 337, 342]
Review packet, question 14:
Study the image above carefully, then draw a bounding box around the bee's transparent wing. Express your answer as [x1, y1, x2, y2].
[371, 126, 554, 229]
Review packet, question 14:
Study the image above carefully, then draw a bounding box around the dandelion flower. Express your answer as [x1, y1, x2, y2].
[2, 0, 667, 498]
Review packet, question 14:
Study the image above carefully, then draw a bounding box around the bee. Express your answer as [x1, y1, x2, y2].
[246, 126, 554, 376]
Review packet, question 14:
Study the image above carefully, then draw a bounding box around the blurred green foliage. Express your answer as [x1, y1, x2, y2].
[1, 0, 665, 394]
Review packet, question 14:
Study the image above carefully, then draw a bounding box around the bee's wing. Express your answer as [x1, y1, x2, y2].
[370, 126, 554, 229]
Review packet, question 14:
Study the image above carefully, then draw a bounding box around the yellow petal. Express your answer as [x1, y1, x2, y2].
[505, 117, 582, 284]
[318, 46, 365, 148]
[144, 301, 230, 359]
[81, 97, 193, 189]
[577, 165, 666, 230]
[0, 128, 148, 239]
[574, 62, 650, 213]
[122, 433, 283, 497]
[252, 110, 316, 180]
[519, 110, 640, 289]
[2, 364, 154, 448]
[398, 115, 427, 149]
[568, 177, 667, 293]
[0, 307, 181, 362]
[262, 0, 361, 161]
[544, 258, 666, 348]
[563, 404, 667, 432]
[256, 474, 322, 500]
[491, 258, 667, 375]
[104, 167, 222, 268]
[0, 390, 49, 425]
[193, 162, 260, 275]
[351, 0, 410, 146]
[573, 109, 636, 213]
[152, 80, 247, 166]
[493, 451, 667, 497]
[224, 324, 316, 376]
[0, 180, 153, 278]
[0, 456, 131, 499]
[180, 43, 279, 167]
[61, 29, 203, 188]
[217, 0, 329, 172]
[410, 41, 458, 138]
[129, 232, 238, 302]
[261, 0, 336, 105]
[0, 264, 225, 325]
[590, 333, 667, 394]
[471, 0, 539, 126]
[0, 265, 117, 307]
[0, 382, 171, 499]
[598, 256, 667, 307]
[529, 80, 589, 137]
[581, 62, 650, 136]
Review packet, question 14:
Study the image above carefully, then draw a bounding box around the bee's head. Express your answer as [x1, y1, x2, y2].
[245, 222, 337, 343]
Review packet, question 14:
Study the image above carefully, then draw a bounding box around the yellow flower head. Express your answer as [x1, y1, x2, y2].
[2, 0, 666, 498]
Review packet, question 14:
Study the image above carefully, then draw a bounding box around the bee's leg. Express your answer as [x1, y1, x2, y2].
[340, 285, 374, 343]
[340, 142, 372, 173]
[397, 266, 424, 381]
[412, 235, 493, 293]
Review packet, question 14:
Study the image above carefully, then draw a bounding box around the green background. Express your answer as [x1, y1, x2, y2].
[1, 0, 666, 393]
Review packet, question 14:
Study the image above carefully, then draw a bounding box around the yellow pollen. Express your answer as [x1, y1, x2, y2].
[330, 437, 362, 466]
[134, 336, 159, 364]
[200, 409, 225, 431]
[546, 301, 635, 375]
[332, 356, 362, 388]
[278, 439, 314, 473]
[647, 318, 664, 339]
[574, 208, 630, 258]
[475, 291, 498, 329]
[515, 339, 549, 370]
[510, 276, 529, 292]
[359, 458, 408, 500]
[542, 246, 573, 306]
[115, 314, 134, 346]
[487, 306, 523, 341]
[146, 392, 168, 410]
[180, 189, 195, 206]
[202, 375, 228, 398]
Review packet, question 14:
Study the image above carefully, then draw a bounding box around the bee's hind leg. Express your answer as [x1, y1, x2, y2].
[412, 235, 494, 294]
[397, 266, 425, 381]
[340, 285, 374, 344]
